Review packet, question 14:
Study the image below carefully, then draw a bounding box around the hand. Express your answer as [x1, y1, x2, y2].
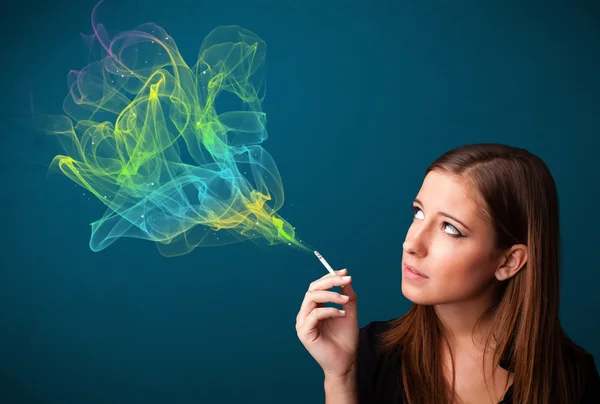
[296, 268, 358, 378]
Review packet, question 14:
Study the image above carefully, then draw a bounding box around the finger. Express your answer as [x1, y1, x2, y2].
[300, 307, 347, 336]
[337, 276, 356, 301]
[337, 279, 358, 317]
[315, 269, 348, 290]
[308, 274, 352, 293]
[316, 268, 347, 282]
[297, 290, 351, 325]
[296, 269, 347, 324]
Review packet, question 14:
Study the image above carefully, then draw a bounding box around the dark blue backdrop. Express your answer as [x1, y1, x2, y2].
[1, 0, 599, 403]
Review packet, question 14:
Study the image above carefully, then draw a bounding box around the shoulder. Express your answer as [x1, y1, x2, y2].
[564, 342, 600, 402]
[550, 336, 600, 402]
[356, 319, 403, 403]
[358, 318, 397, 359]
[580, 354, 600, 403]
[359, 319, 396, 344]
[563, 337, 598, 375]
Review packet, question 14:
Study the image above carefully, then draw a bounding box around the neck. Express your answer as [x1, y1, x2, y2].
[434, 284, 500, 348]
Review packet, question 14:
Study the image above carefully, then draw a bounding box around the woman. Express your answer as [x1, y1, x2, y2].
[296, 144, 600, 404]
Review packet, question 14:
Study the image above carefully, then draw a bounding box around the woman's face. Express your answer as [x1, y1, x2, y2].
[401, 170, 503, 305]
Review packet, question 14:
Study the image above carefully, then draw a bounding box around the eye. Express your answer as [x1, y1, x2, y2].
[411, 205, 464, 237]
[412, 206, 424, 220]
[443, 223, 462, 236]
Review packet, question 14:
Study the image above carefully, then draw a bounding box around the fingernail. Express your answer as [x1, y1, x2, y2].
[337, 268, 347, 274]
[342, 276, 351, 281]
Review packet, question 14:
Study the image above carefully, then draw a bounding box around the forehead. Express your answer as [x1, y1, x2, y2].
[417, 170, 485, 223]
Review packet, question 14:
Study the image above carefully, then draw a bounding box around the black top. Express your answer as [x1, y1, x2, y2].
[356, 319, 600, 404]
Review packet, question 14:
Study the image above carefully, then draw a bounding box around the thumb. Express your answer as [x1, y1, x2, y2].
[340, 276, 357, 315]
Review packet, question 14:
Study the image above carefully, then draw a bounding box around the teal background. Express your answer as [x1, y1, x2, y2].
[1, 0, 599, 402]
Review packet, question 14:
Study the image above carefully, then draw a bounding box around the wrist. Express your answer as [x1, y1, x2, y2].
[324, 367, 357, 404]
[324, 366, 356, 385]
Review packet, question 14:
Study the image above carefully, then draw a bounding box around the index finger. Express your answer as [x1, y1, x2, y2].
[309, 272, 351, 292]
[320, 268, 347, 280]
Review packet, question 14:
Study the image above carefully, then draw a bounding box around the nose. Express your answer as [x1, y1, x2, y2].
[403, 225, 428, 257]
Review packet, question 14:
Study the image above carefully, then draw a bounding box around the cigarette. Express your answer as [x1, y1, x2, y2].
[314, 251, 336, 275]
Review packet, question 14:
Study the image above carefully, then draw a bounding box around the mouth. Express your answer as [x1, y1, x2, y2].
[404, 263, 429, 279]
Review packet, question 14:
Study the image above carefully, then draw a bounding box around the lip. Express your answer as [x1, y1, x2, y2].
[403, 264, 429, 280]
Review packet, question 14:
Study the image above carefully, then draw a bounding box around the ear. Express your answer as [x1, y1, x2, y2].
[495, 244, 528, 281]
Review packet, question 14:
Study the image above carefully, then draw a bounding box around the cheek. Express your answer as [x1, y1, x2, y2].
[433, 247, 494, 297]
[403, 240, 495, 304]
[436, 261, 485, 291]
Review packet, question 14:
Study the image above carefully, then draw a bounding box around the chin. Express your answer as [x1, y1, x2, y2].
[401, 281, 432, 305]
[401, 280, 449, 305]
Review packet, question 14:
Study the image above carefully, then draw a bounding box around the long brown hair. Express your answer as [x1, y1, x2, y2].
[379, 143, 587, 403]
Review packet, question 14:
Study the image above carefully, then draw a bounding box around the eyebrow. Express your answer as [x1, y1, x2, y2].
[413, 198, 472, 232]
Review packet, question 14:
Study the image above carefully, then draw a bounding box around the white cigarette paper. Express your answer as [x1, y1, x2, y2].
[314, 251, 336, 275]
